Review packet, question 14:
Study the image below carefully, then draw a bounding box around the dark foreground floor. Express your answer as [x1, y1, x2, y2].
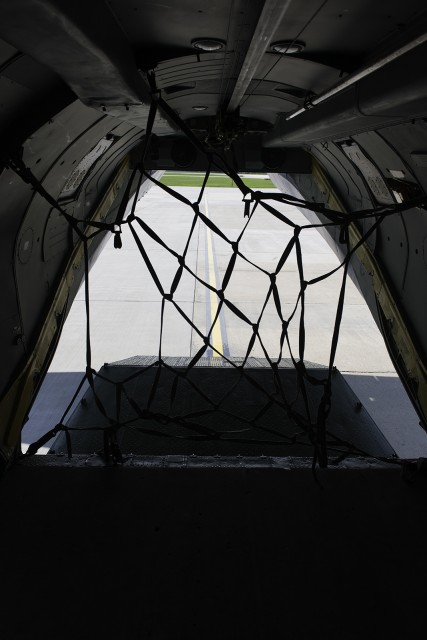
[0, 457, 426, 639]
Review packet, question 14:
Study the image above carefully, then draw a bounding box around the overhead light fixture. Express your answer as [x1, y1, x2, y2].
[192, 105, 208, 111]
[191, 38, 225, 52]
[270, 40, 305, 55]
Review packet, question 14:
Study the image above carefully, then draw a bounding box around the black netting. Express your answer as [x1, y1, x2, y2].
[14, 92, 427, 470]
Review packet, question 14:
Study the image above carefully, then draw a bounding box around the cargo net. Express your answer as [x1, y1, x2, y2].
[20, 94, 426, 469]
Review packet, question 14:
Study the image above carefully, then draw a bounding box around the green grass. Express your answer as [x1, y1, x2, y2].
[160, 172, 275, 189]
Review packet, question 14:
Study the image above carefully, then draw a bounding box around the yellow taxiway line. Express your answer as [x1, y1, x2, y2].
[204, 193, 224, 356]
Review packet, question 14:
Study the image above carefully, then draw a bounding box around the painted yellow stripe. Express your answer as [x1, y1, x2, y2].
[204, 193, 224, 356]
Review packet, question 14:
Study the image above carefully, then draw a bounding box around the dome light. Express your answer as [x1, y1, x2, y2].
[191, 38, 226, 52]
[192, 105, 208, 111]
[270, 40, 305, 55]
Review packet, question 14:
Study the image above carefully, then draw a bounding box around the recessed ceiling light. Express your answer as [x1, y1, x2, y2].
[270, 40, 305, 55]
[191, 38, 226, 52]
[192, 105, 208, 111]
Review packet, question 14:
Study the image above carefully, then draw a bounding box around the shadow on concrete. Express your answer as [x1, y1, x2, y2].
[21, 366, 427, 460]
[343, 373, 427, 459]
[21, 372, 87, 452]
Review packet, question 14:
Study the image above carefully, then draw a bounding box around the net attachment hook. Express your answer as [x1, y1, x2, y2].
[113, 224, 122, 249]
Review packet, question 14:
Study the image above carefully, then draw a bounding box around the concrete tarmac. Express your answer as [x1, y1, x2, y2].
[22, 185, 427, 457]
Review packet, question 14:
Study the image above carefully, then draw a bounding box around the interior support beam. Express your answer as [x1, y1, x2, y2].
[226, 0, 293, 114]
[286, 27, 427, 122]
[264, 43, 427, 145]
[0, 0, 175, 133]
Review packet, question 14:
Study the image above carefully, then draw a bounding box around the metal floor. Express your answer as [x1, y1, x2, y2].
[1, 459, 426, 639]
